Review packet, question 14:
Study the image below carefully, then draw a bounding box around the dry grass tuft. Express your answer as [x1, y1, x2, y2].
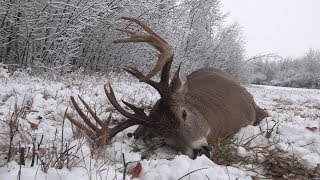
[261, 150, 315, 179]
[208, 135, 318, 179]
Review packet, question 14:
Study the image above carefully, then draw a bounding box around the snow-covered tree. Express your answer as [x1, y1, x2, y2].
[1, 0, 247, 81]
[250, 49, 320, 89]
[1, 0, 121, 74]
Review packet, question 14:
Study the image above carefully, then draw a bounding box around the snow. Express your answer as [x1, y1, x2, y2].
[0, 71, 319, 179]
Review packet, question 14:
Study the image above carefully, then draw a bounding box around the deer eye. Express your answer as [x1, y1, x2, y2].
[182, 110, 187, 120]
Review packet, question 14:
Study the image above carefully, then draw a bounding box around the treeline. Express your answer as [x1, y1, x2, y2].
[250, 49, 320, 89]
[0, 0, 246, 80]
[4, 0, 317, 89]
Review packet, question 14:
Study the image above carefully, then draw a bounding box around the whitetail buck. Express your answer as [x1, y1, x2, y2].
[65, 17, 269, 159]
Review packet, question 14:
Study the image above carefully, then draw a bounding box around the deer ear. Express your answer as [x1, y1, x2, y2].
[170, 63, 187, 93]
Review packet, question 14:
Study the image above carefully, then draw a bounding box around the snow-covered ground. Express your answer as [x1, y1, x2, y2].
[0, 70, 319, 180]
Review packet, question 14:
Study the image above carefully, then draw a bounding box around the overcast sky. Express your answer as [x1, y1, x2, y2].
[221, 0, 320, 57]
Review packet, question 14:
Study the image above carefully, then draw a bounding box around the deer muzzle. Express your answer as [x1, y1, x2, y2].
[192, 145, 211, 159]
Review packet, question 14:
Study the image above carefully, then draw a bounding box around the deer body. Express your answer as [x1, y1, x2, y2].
[187, 68, 260, 138]
[66, 17, 268, 160]
[138, 67, 268, 158]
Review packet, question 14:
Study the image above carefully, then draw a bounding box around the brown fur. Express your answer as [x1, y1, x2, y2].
[134, 67, 269, 158]
[186, 68, 268, 138]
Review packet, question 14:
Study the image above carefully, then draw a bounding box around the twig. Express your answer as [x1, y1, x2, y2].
[37, 134, 44, 165]
[122, 153, 126, 180]
[52, 145, 76, 167]
[65, 143, 69, 169]
[266, 121, 279, 138]
[36, 153, 48, 173]
[226, 166, 230, 180]
[178, 167, 208, 180]
[18, 141, 22, 180]
[61, 108, 68, 152]
[7, 98, 19, 162]
[31, 138, 36, 167]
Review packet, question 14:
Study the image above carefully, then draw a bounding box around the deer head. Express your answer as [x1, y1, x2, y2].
[65, 17, 268, 159]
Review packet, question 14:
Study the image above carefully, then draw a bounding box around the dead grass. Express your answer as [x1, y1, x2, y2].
[261, 150, 315, 179]
[208, 136, 241, 166]
[208, 135, 319, 179]
[0, 92, 92, 174]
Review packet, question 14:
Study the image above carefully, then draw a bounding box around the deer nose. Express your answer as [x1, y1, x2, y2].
[193, 146, 210, 159]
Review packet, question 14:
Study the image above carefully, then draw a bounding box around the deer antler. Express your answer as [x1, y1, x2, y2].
[114, 17, 174, 97]
[65, 85, 151, 146]
[65, 17, 175, 146]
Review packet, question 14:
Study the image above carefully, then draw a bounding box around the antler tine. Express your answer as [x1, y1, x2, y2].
[65, 112, 94, 138]
[77, 95, 104, 127]
[122, 100, 147, 118]
[116, 28, 136, 35]
[114, 16, 174, 95]
[66, 95, 147, 147]
[69, 96, 98, 131]
[113, 34, 165, 52]
[104, 84, 149, 123]
[105, 112, 112, 127]
[142, 50, 173, 82]
[121, 65, 163, 93]
[104, 84, 134, 118]
[121, 16, 167, 43]
[121, 65, 144, 79]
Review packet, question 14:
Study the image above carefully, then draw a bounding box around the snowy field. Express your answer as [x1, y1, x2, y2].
[0, 70, 319, 180]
